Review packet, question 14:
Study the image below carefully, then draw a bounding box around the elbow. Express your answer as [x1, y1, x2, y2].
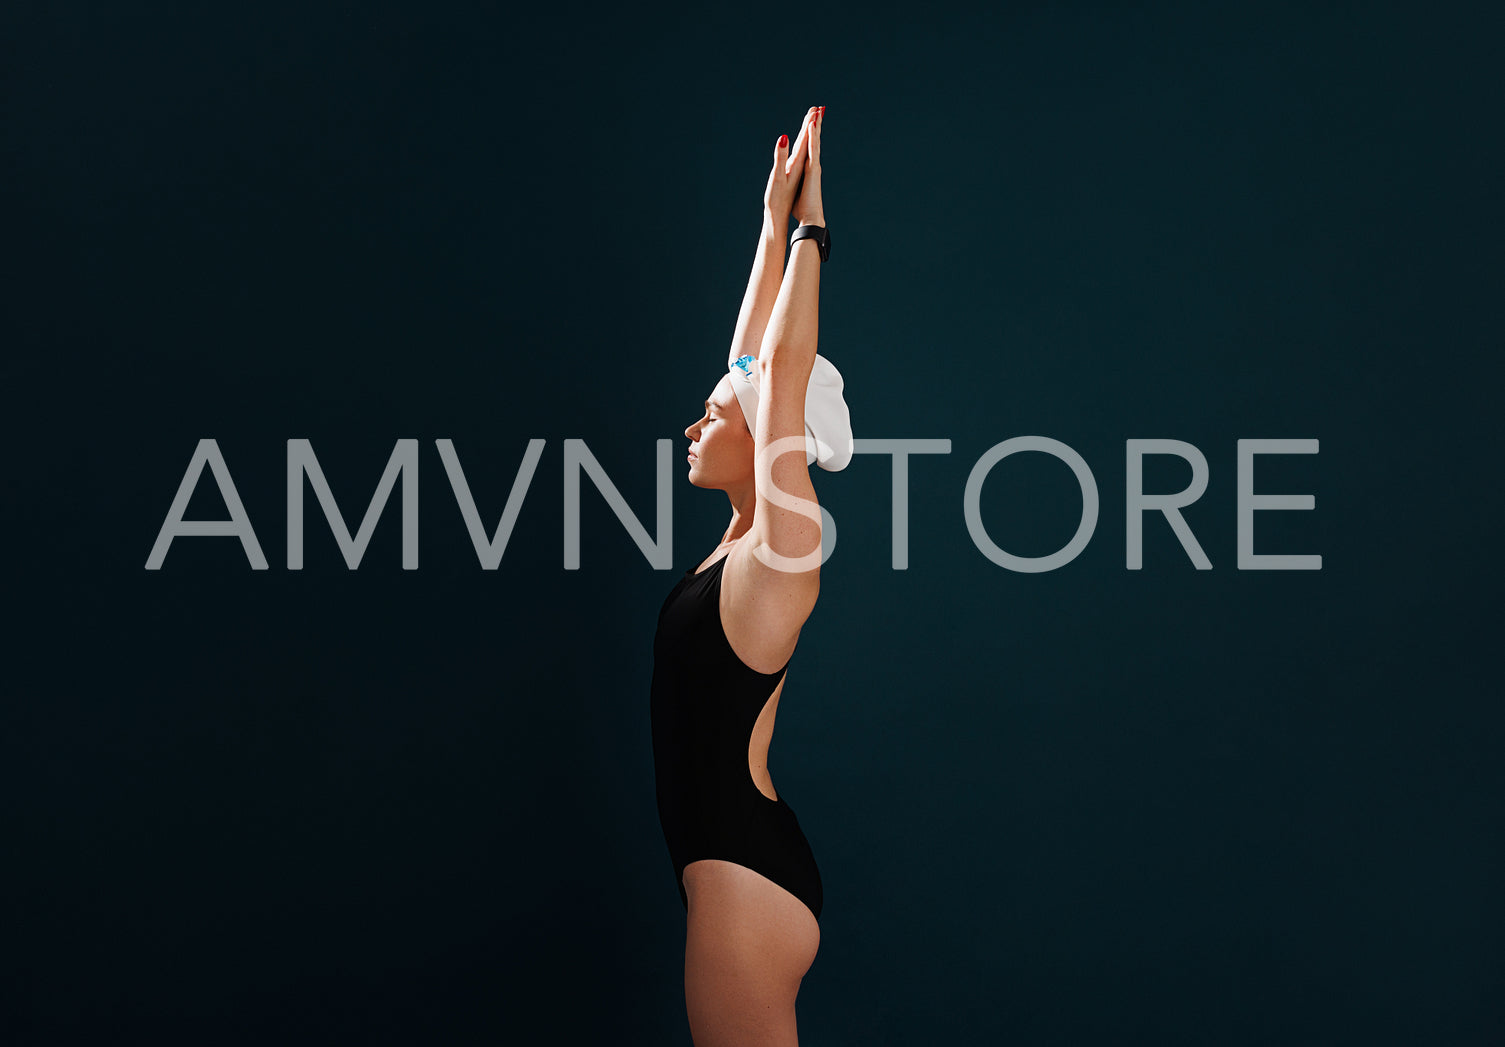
[760, 344, 816, 376]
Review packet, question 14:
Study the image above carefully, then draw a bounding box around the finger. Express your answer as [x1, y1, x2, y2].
[810, 107, 822, 165]
[784, 111, 815, 174]
[785, 136, 806, 176]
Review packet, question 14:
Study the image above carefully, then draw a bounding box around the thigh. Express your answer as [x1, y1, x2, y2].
[682, 859, 820, 1047]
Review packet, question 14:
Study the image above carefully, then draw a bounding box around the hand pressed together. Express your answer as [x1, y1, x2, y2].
[763, 105, 826, 228]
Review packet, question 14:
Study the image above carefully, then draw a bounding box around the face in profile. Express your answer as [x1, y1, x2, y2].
[684, 374, 755, 489]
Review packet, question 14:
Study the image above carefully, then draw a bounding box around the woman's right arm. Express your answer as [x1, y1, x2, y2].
[749, 107, 826, 576]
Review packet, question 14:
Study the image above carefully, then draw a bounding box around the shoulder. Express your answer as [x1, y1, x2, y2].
[718, 536, 820, 675]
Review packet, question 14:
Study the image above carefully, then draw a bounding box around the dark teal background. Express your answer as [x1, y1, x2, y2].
[8, 2, 1501, 1044]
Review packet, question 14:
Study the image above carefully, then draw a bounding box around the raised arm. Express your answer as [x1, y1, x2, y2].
[726, 108, 820, 369]
[748, 106, 826, 580]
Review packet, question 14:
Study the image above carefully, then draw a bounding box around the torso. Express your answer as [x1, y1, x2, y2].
[649, 545, 826, 922]
[692, 538, 806, 801]
[694, 539, 805, 676]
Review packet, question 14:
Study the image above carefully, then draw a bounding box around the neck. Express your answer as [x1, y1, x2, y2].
[720, 488, 758, 547]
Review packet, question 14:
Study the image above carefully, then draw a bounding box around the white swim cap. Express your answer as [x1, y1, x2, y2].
[726, 353, 854, 472]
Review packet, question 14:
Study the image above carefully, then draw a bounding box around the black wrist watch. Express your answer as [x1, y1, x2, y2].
[790, 223, 830, 262]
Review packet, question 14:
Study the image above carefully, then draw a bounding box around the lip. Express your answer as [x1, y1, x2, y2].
[686, 452, 697, 462]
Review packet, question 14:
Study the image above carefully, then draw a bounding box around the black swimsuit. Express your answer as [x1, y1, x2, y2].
[650, 552, 824, 923]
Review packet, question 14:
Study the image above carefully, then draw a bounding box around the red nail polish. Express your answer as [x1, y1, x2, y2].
[779, 134, 788, 148]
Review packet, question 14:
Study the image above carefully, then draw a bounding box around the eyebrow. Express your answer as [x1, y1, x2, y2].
[705, 400, 718, 411]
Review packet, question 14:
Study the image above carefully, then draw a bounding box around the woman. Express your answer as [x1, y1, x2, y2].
[649, 104, 853, 1046]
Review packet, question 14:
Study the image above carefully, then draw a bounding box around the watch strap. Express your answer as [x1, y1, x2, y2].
[790, 223, 830, 262]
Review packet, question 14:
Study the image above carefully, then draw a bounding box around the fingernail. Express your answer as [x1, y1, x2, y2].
[779, 134, 788, 148]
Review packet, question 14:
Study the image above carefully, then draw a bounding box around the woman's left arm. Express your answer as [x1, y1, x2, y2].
[725, 209, 787, 369]
[726, 109, 818, 368]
